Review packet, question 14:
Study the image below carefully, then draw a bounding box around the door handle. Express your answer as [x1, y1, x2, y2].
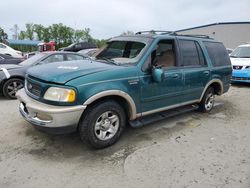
[172, 74, 179, 79]
[203, 71, 210, 75]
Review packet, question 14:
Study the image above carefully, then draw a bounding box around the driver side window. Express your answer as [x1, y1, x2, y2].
[152, 40, 176, 68]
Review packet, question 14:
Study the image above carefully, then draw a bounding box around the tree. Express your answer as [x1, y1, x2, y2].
[25, 23, 35, 40]
[42, 27, 50, 42]
[34, 24, 45, 41]
[19, 31, 26, 40]
[0, 27, 8, 42]
[10, 24, 19, 40]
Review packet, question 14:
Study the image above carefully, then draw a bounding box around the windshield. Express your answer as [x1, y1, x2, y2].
[230, 46, 250, 58]
[20, 53, 47, 66]
[95, 40, 147, 65]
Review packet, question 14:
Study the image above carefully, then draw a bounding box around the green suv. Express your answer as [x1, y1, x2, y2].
[16, 31, 232, 148]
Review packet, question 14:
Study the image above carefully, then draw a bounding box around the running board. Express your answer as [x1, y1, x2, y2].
[129, 104, 199, 128]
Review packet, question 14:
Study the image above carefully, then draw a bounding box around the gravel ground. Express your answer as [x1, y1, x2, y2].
[0, 84, 250, 188]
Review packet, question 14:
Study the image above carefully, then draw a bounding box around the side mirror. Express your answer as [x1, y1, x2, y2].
[152, 67, 163, 83]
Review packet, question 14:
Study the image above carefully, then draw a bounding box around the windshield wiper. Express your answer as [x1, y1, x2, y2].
[96, 57, 119, 65]
[230, 55, 237, 58]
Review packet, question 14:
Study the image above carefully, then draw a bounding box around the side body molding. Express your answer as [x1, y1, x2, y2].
[83, 90, 137, 120]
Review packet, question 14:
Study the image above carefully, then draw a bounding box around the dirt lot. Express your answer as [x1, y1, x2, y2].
[0, 84, 250, 188]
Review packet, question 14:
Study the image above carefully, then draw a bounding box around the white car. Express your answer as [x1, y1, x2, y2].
[0, 43, 23, 58]
[230, 43, 250, 70]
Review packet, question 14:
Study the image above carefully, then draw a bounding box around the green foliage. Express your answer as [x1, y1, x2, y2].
[25, 23, 35, 40]
[0, 27, 8, 42]
[4, 23, 115, 51]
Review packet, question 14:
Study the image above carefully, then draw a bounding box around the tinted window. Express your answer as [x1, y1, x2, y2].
[67, 54, 85, 61]
[179, 40, 201, 66]
[204, 42, 231, 66]
[195, 42, 206, 66]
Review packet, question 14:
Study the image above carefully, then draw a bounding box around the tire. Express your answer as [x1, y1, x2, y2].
[3, 78, 24, 99]
[78, 100, 126, 149]
[198, 87, 215, 112]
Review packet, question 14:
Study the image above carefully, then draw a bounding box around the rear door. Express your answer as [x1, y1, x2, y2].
[177, 39, 210, 102]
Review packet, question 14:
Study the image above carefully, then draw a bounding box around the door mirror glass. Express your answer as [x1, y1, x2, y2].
[152, 67, 163, 82]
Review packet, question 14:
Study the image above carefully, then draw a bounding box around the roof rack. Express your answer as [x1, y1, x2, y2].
[136, 30, 176, 35]
[174, 33, 211, 39]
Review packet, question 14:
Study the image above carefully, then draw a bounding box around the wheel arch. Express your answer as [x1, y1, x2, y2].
[200, 79, 223, 101]
[83, 90, 137, 120]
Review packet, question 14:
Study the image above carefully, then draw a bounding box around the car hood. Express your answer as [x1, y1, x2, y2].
[230, 58, 250, 66]
[0, 64, 22, 70]
[27, 60, 119, 84]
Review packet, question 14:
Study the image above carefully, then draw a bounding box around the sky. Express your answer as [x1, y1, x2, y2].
[1, 0, 250, 39]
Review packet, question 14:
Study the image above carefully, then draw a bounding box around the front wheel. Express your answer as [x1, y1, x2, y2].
[3, 78, 24, 99]
[78, 100, 126, 149]
[198, 87, 215, 112]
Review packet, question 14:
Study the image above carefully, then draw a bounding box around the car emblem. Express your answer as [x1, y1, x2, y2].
[235, 66, 241, 70]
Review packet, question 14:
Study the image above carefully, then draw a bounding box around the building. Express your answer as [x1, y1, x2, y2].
[177, 22, 250, 49]
[4, 39, 41, 52]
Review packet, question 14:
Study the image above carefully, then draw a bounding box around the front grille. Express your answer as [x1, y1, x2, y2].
[232, 76, 250, 81]
[25, 80, 41, 97]
[233, 66, 243, 70]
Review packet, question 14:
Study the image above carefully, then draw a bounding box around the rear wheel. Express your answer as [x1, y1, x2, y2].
[78, 100, 126, 149]
[198, 87, 215, 112]
[3, 78, 24, 99]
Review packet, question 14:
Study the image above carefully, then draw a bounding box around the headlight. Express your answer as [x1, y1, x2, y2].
[44, 87, 76, 102]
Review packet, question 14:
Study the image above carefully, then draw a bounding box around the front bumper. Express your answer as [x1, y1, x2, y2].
[231, 70, 250, 83]
[16, 89, 86, 133]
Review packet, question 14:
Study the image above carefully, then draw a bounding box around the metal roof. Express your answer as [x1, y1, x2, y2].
[5, 39, 42, 46]
[177, 22, 250, 32]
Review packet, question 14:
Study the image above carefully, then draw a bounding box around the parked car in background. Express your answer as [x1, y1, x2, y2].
[226, 48, 233, 54]
[0, 43, 23, 58]
[16, 31, 232, 149]
[230, 43, 250, 83]
[0, 51, 87, 99]
[59, 42, 97, 52]
[0, 54, 24, 65]
[78, 48, 99, 57]
[24, 51, 37, 59]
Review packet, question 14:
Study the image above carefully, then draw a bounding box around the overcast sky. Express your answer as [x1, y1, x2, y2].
[1, 0, 250, 39]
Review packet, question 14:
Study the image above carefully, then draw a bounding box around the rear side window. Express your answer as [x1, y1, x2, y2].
[179, 40, 205, 66]
[204, 42, 231, 66]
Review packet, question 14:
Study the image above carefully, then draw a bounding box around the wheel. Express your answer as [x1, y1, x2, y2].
[198, 87, 215, 112]
[3, 78, 24, 99]
[78, 100, 126, 149]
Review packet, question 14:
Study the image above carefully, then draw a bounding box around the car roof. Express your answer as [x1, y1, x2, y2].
[238, 43, 250, 47]
[111, 31, 215, 42]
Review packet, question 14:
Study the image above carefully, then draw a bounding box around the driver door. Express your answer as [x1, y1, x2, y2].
[140, 39, 184, 114]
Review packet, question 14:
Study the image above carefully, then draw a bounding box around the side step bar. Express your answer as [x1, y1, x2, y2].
[129, 104, 199, 128]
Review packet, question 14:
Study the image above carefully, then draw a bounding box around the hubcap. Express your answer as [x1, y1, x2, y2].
[94, 111, 119, 141]
[205, 93, 215, 111]
[7, 81, 23, 97]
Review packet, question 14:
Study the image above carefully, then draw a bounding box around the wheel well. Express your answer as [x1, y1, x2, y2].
[85, 95, 131, 119]
[1, 76, 24, 90]
[209, 82, 222, 95]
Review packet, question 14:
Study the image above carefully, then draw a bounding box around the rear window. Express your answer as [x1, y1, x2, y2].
[204, 42, 231, 66]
